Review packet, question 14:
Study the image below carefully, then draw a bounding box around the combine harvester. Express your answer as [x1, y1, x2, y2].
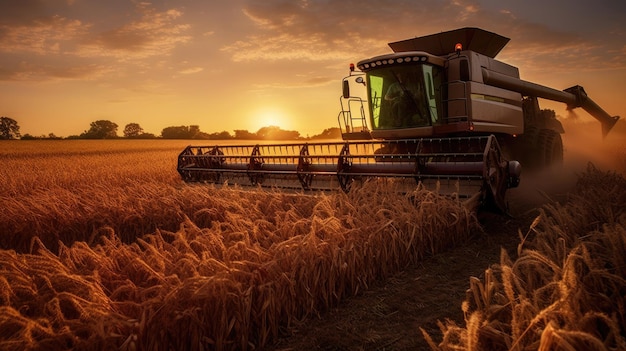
[178, 28, 619, 212]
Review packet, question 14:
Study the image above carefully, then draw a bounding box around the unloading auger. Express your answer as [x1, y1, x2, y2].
[178, 27, 619, 213]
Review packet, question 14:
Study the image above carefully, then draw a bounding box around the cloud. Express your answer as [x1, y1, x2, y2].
[436, 1, 626, 73]
[0, 2, 192, 81]
[496, 23, 626, 74]
[451, 0, 479, 21]
[78, 7, 191, 60]
[220, 1, 464, 62]
[1, 0, 623, 85]
[222, 0, 625, 75]
[221, 0, 476, 63]
[251, 75, 335, 91]
[0, 60, 113, 81]
[222, 32, 377, 62]
[0, 0, 47, 25]
[178, 67, 204, 75]
[0, 15, 89, 55]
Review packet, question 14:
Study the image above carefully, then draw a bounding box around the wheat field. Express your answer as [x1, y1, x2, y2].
[2, 138, 624, 350]
[421, 125, 626, 350]
[423, 164, 626, 350]
[1, 139, 479, 350]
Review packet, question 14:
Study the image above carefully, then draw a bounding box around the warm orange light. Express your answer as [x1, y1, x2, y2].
[249, 107, 290, 131]
[455, 43, 462, 53]
[349, 63, 355, 72]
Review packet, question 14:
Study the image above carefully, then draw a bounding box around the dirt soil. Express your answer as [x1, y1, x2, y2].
[268, 169, 575, 351]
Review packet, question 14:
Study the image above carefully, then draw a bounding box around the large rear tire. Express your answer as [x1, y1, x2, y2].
[518, 126, 540, 169]
[538, 129, 563, 167]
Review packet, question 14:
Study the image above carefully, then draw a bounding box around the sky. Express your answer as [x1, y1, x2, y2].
[1, 0, 625, 138]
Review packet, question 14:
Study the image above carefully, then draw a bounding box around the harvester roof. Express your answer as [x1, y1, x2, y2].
[388, 27, 510, 58]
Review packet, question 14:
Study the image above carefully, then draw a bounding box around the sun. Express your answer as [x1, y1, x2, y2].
[250, 107, 290, 131]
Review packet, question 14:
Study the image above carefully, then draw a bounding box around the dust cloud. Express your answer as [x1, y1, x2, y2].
[560, 117, 625, 174]
[506, 117, 625, 215]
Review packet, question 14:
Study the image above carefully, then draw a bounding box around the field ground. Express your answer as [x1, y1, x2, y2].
[268, 215, 525, 350]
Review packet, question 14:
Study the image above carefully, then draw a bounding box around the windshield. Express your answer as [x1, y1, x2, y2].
[366, 63, 442, 130]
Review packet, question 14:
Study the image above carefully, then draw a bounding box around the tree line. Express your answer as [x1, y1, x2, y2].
[0, 117, 341, 141]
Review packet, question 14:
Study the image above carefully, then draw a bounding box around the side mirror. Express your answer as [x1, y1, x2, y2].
[355, 77, 365, 85]
[342, 80, 350, 98]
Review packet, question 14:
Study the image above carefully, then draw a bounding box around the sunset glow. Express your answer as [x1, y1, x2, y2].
[248, 107, 291, 132]
[0, 1, 624, 138]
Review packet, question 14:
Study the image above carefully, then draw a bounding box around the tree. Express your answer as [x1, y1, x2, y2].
[21, 133, 36, 140]
[234, 129, 257, 140]
[81, 120, 118, 139]
[0, 117, 21, 140]
[256, 126, 301, 140]
[123, 123, 144, 138]
[207, 131, 233, 140]
[161, 125, 203, 139]
[162, 126, 187, 139]
[189, 125, 201, 138]
[310, 127, 342, 140]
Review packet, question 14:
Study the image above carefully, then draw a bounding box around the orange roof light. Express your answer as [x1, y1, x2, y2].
[349, 63, 355, 72]
[455, 43, 462, 54]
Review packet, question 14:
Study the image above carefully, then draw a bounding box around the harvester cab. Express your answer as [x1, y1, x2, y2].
[178, 27, 620, 213]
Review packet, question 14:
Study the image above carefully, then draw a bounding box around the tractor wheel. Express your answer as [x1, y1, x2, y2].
[538, 129, 563, 167]
[519, 126, 540, 169]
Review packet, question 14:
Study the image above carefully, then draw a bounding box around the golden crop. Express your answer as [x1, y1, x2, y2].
[0, 140, 478, 350]
[2, 138, 624, 350]
[424, 164, 626, 350]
